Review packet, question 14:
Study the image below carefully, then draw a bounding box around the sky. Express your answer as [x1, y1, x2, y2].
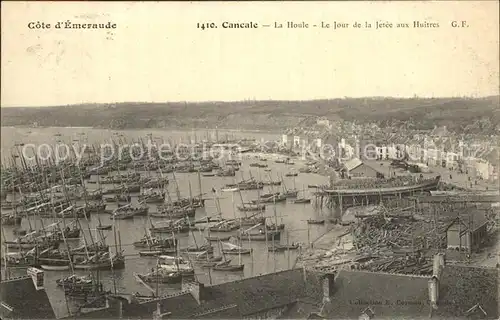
[1, 1, 499, 107]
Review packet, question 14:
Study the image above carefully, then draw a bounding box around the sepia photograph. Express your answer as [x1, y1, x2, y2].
[0, 1, 499, 319]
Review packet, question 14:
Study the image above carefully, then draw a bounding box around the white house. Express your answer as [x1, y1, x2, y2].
[293, 136, 300, 148]
[316, 138, 322, 149]
[282, 134, 288, 146]
[475, 160, 490, 180]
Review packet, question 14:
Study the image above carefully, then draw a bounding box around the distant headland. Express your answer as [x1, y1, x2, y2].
[1, 97, 499, 134]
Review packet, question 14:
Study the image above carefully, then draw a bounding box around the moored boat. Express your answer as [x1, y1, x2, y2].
[267, 243, 300, 252]
[135, 270, 182, 284]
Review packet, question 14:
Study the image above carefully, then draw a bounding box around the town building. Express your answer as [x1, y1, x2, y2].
[445, 211, 489, 253]
[339, 159, 384, 179]
[316, 117, 331, 128]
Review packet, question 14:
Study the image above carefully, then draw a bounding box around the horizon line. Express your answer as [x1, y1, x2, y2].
[2, 95, 499, 109]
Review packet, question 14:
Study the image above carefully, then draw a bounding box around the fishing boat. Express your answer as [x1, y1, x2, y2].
[111, 204, 148, 219]
[267, 243, 300, 252]
[111, 210, 135, 220]
[133, 237, 177, 249]
[283, 189, 299, 198]
[96, 225, 112, 231]
[192, 252, 223, 263]
[183, 243, 214, 254]
[139, 248, 177, 257]
[215, 168, 236, 177]
[262, 181, 281, 186]
[143, 178, 169, 189]
[267, 222, 285, 231]
[158, 255, 194, 276]
[150, 223, 190, 234]
[40, 263, 71, 271]
[307, 219, 325, 225]
[202, 173, 215, 177]
[238, 228, 281, 241]
[1, 214, 22, 226]
[71, 243, 109, 255]
[224, 181, 264, 191]
[138, 192, 165, 203]
[104, 194, 131, 203]
[212, 260, 244, 272]
[239, 215, 266, 227]
[255, 193, 287, 204]
[56, 275, 93, 290]
[209, 220, 239, 232]
[122, 183, 141, 193]
[237, 203, 265, 212]
[13, 228, 27, 236]
[221, 187, 239, 192]
[152, 206, 196, 218]
[319, 176, 442, 207]
[135, 270, 182, 284]
[205, 235, 231, 241]
[83, 202, 106, 213]
[4, 238, 58, 251]
[0, 252, 37, 268]
[73, 252, 125, 271]
[1, 201, 19, 210]
[293, 198, 311, 204]
[221, 242, 252, 255]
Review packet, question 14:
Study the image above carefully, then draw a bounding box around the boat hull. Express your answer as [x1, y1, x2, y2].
[41, 264, 70, 271]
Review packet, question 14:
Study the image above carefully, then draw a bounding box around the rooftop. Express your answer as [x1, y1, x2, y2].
[0, 276, 55, 319]
[73, 263, 499, 320]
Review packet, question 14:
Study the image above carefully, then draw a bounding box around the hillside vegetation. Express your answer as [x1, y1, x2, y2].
[1, 97, 499, 134]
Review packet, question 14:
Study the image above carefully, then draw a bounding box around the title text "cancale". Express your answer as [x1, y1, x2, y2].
[222, 21, 258, 28]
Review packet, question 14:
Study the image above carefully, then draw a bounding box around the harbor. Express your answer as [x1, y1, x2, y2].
[0, 126, 498, 319]
[1, 128, 333, 318]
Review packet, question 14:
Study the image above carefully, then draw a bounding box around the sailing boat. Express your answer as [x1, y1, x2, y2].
[212, 240, 244, 272]
[221, 241, 252, 255]
[281, 173, 299, 198]
[157, 255, 194, 276]
[135, 263, 182, 284]
[293, 185, 311, 204]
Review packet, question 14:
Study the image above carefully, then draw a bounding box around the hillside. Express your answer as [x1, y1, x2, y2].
[1, 97, 499, 134]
